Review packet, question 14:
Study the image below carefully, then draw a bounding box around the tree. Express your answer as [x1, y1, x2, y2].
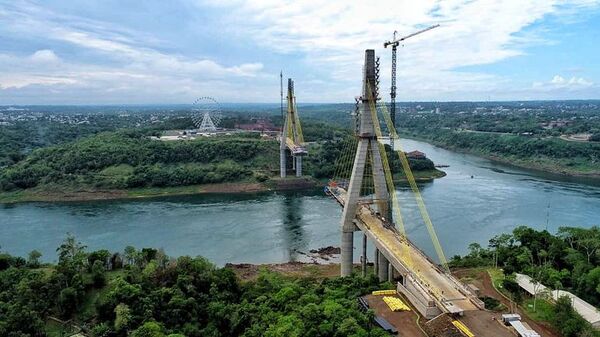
[88, 249, 111, 270]
[488, 233, 512, 268]
[553, 296, 590, 337]
[502, 278, 522, 304]
[27, 250, 42, 268]
[58, 287, 79, 317]
[131, 321, 165, 337]
[92, 260, 106, 287]
[124, 246, 137, 266]
[114, 303, 132, 333]
[57, 233, 87, 276]
[91, 322, 112, 337]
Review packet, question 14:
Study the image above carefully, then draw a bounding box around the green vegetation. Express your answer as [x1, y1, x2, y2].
[405, 129, 600, 176]
[0, 236, 389, 337]
[0, 131, 278, 192]
[395, 104, 600, 177]
[305, 137, 444, 181]
[452, 226, 600, 336]
[0, 125, 444, 202]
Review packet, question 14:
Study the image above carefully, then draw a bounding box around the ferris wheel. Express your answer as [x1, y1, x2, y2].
[191, 96, 222, 132]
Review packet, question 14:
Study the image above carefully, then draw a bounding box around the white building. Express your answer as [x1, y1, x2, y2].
[515, 273, 600, 329]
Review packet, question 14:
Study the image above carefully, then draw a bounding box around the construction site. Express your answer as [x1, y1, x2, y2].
[277, 25, 543, 337]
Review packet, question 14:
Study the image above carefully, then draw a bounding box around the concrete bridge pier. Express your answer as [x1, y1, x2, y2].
[374, 248, 380, 276]
[296, 156, 302, 176]
[280, 149, 286, 178]
[378, 251, 389, 281]
[361, 233, 367, 277]
[341, 230, 354, 276]
[387, 263, 394, 283]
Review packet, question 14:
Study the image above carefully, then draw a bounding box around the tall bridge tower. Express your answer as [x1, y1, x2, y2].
[327, 49, 484, 323]
[340, 50, 390, 277]
[280, 78, 307, 178]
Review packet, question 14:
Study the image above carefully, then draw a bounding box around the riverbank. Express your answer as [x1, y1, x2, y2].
[0, 177, 320, 204]
[0, 168, 447, 204]
[403, 132, 600, 179]
[395, 168, 446, 182]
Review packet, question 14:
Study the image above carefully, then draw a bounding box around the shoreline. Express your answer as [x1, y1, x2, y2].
[403, 133, 600, 179]
[0, 170, 447, 204]
[0, 178, 319, 204]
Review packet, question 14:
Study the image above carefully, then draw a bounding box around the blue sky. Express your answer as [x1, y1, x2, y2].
[0, 0, 599, 104]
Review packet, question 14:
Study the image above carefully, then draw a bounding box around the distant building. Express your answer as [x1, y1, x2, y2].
[541, 120, 572, 129]
[406, 150, 426, 159]
[235, 118, 277, 131]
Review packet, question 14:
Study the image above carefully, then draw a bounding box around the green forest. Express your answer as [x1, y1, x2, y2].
[403, 128, 600, 175]
[0, 237, 390, 337]
[0, 127, 441, 201]
[0, 131, 278, 192]
[452, 226, 600, 337]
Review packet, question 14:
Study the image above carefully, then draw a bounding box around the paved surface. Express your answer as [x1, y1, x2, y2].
[460, 311, 515, 337]
[356, 205, 480, 313]
[331, 187, 480, 313]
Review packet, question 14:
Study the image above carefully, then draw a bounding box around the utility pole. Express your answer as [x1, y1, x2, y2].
[384, 24, 440, 148]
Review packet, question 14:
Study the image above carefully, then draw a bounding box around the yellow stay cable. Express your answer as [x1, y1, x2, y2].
[365, 82, 449, 301]
[377, 100, 449, 272]
[293, 100, 304, 144]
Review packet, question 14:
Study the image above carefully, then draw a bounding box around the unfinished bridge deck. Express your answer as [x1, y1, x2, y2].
[328, 186, 480, 314]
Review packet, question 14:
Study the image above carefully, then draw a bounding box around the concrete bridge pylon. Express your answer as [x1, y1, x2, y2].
[280, 78, 307, 178]
[340, 50, 390, 278]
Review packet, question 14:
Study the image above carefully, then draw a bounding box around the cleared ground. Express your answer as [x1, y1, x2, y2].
[364, 294, 427, 337]
[454, 268, 561, 337]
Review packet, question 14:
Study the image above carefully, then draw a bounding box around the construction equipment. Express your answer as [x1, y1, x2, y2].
[384, 24, 440, 148]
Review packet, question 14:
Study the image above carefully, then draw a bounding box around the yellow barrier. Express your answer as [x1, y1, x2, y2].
[382, 296, 411, 312]
[452, 320, 475, 337]
[372, 290, 397, 296]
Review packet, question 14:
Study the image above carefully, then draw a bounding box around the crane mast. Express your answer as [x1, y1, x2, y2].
[384, 24, 440, 148]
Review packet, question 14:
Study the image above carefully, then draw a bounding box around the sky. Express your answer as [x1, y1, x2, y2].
[0, 0, 599, 104]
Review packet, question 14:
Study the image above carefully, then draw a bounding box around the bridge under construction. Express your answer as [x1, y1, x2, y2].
[280, 78, 307, 178]
[325, 49, 484, 319]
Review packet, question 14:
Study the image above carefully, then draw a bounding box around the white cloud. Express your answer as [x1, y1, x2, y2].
[0, 2, 266, 102]
[200, 0, 600, 101]
[533, 74, 594, 91]
[29, 49, 60, 63]
[0, 1, 599, 102]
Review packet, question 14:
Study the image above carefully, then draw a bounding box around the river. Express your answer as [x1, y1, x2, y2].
[1, 138, 599, 265]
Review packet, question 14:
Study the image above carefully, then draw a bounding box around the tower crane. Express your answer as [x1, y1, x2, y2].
[384, 24, 440, 147]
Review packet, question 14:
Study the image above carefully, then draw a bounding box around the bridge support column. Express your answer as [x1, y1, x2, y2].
[387, 263, 394, 283]
[378, 251, 388, 282]
[296, 156, 302, 177]
[361, 233, 367, 277]
[341, 231, 354, 276]
[280, 149, 286, 178]
[374, 248, 379, 276]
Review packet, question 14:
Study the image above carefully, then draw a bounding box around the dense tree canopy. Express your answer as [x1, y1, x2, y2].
[452, 226, 600, 336]
[0, 238, 389, 337]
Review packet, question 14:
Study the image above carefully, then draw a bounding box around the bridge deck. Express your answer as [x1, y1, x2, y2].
[285, 137, 307, 155]
[328, 186, 480, 314]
